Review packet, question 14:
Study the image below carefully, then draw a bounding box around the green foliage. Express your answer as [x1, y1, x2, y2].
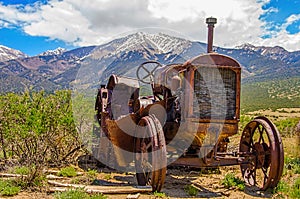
[285, 157, 300, 174]
[275, 118, 300, 137]
[11, 166, 31, 175]
[89, 193, 108, 199]
[239, 115, 254, 132]
[290, 178, 300, 199]
[12, 164, 47, 189]
[184, 184, 198, 196]
[241, 77, 300, 113]
[274, 178, 300, 199]
[86, 169, 98, 180]
[153, 191, 167, 198]
[221, 173, 245, 191]
[104, 174, 112, 180]
[0, 179, 20, 196]
[58, 166, 77, 177]
[54, 188, 88, 199]
[273, 180, 290, 195]
[53, 188, 107, 199]
[0, 90, 82, 166]
[70, 169, 98, 184]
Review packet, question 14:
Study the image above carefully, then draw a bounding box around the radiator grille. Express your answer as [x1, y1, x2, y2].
[193, 68, 236, 119]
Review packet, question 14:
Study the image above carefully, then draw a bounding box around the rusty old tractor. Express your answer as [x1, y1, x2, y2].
[94, 17, 284, 192]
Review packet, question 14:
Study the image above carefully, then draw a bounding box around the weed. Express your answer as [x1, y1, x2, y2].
[273, 180, 289, 195]
[184, 184, 198, 196]
[104, 173, 112, 180]
[273, 178, 300, 198]
[53, 188, 107, 199]
[1, 186, 21, 196]
[285, 157, 300, 174]
[90, 193, 107, 199]
[86, 169, 98, 180]
[54, 188, 88, 199]
[0, 179, 20, 196]
[290, 178, 300, 199]
[58, 166, 77, 177]
[153, 191, 167, 198]
[12, 166, 30, 175]
[221, 173, 245, 191]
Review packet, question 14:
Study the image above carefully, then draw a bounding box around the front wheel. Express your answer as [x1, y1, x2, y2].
[240, 116, 284, 190]
[134, 115, 167, 192]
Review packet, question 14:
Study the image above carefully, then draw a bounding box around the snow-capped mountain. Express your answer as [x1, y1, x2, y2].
[78, 32, 205, 86]
[236, 43, 291, 61]
[39, 47, 66, 56]
[0, 32, 299, 93]
[113, 32, 191, 55]
[92, 32, 195, 62]
[0, 45, 27, 62]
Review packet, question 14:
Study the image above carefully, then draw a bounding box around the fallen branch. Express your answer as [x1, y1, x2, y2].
[0, 173, 66, 180]
[48, 180, 152, 194]
[0, 173, 23, 178]
[43, 169, 84, 176]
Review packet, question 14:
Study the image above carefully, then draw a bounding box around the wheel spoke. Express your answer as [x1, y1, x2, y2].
[261, 167, 269, 185]
[145, 142, 152, 150]
[142, 73, 151, 80]
[240, 117, 284, 190]
[141, 65, 151, 74]
[135, 116, 166, 192]
[250, 134, 255, 149]
[253, 169, 257, 186]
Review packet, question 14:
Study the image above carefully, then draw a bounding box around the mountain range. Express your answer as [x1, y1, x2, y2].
[0, 32, 299, 93]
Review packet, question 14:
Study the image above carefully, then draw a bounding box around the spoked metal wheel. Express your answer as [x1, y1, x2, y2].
[135, 115, 167, 192]
[240, 116, 284, 190]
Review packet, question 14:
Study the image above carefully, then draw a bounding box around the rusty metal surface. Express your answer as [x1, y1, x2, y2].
[206, 17, 217, 53]
[239, 117, 284, 190]
[93, 17, 284, 191]
[135, 115, 167, 192]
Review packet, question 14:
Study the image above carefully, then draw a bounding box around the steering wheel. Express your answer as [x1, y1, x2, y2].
[136, 61, 162, 84]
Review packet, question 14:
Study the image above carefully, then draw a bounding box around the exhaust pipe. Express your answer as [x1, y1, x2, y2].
[206, 17, 217, 53]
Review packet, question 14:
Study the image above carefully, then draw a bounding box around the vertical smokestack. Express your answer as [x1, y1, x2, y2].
[206, 17, 217, 53]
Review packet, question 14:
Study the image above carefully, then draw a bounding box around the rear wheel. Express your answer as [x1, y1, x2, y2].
[135, 115, 167, 192]
[240, 116, 284, 190]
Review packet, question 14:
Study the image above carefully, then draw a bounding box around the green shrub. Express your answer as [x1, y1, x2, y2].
[273, 180, 289, 195]
[274, 178, 300, 198]
[275, 118, 299, 137]
[153, 191, 167, 198]
[184, 184, 198, 196]
[104, 174, 112, 180]
[285, 157, 300, 174]
[0, 179, 20, 196]
[290, 178, 300, 199]
[0, 90, 83, 166]
[221, 173, 245, 191]
[12, 166, 31, 175]
[54, 188, 107, 199]
[1, 186, 21, 196]
[54, 188, 88, 199]
[90, 193, 107, 199]
[58, 166, 77, 177]
[86, 169, 98, 180]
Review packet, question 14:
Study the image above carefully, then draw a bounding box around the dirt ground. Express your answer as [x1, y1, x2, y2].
[8, 165, 277, 199]
[6, 117, 299, 199]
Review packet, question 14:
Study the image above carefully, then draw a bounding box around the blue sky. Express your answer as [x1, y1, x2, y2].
[0, 0, 299, 56]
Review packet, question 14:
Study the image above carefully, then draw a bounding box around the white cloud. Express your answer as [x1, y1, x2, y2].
[258, 13, 300, 51]
[0, 0, 299, 51]
[286, 14, 300, 25]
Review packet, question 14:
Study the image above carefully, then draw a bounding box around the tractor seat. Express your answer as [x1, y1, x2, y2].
[106, 75, 140, 120]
